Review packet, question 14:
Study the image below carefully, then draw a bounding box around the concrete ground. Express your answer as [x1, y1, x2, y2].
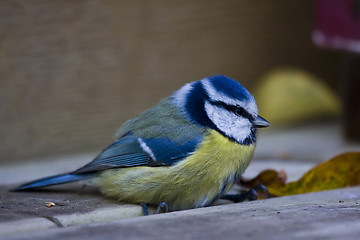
[1, 123, 360, 240]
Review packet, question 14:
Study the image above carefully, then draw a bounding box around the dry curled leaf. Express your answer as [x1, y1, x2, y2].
[241, 152, 360, 196]
[240, 169, 287, 190]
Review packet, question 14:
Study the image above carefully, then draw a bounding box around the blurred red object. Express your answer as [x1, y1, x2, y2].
[313, 0, 360, 53]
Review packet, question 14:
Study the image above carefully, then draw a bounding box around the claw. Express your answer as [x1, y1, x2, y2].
[245, 188, 257, 201]
[140, 202, 169, 216]
[252, 184, 269, 199]
[154, 202, 169, 214]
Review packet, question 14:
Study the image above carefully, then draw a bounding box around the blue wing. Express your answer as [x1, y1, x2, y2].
[72, 133, 203, 174]
[15, 97, 207, 190]
[14, 132, 203, 191]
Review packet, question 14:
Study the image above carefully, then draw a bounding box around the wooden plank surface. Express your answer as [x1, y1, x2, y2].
[3, 186, 360, 240]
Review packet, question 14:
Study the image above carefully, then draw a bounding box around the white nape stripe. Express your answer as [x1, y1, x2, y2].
[204, 100, 251, 143]
[202, 78, 258, 117]
[172, 82, 194, 110]
[138, 138, 156, 160]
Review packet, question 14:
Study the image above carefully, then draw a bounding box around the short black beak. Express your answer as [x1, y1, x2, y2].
[252, 115, 270, 128]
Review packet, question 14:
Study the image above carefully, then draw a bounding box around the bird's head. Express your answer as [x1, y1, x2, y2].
[173, 75, 270, 145]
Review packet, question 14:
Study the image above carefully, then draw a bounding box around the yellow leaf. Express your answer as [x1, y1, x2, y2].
[242, 152, 360, 196]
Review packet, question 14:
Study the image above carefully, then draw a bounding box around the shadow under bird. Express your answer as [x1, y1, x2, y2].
[14, 75, 270, 212]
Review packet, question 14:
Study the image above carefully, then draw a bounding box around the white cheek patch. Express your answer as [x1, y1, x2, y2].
[204, 101, 252, 143]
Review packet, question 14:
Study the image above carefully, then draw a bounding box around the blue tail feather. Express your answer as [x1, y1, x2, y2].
[13, 173, 96, 191]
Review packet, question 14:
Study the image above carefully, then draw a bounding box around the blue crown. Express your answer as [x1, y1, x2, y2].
[206, 75, 251, 102]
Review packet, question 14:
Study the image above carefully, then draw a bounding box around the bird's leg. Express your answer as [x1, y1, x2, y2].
[153, 202, 169, 214]
[222, 184, 269, 203]
[140, 202, 169, 216]
[141, 203, 149, 216]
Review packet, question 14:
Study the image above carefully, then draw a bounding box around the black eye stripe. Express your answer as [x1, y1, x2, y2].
[231, 106, 254, 120]
[208, 101, 255, 121]
[234, 106, 245, 116]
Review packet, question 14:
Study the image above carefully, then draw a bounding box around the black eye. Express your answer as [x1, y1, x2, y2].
[234, 106, 245, 116]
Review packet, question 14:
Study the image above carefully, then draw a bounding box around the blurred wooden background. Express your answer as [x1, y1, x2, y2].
[0, 0, 339, 163]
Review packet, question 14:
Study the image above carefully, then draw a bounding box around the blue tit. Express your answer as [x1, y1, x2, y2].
[14, 75, 270, 211]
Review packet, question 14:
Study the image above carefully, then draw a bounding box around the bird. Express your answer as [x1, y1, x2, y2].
[14, 75, 270, 212]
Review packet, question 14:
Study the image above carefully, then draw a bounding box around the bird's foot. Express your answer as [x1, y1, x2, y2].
[222, 184, 269, 203]
[140, 202, 169, 216]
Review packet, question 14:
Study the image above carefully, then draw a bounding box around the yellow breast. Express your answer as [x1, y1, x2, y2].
[97, 130, 256, 211]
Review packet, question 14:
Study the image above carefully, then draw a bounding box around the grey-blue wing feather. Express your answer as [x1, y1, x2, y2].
[73, 134, 149, 174]
[141, 136, 202, 165]
[115, 96, 207, 145]
[73, 132, 204, 174]
[74, 96, 207, 174]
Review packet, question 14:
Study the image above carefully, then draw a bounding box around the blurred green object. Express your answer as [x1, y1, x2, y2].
[254, 68, 340, 126]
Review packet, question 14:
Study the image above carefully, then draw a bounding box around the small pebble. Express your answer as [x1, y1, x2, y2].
[45, 202, 56, 208]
